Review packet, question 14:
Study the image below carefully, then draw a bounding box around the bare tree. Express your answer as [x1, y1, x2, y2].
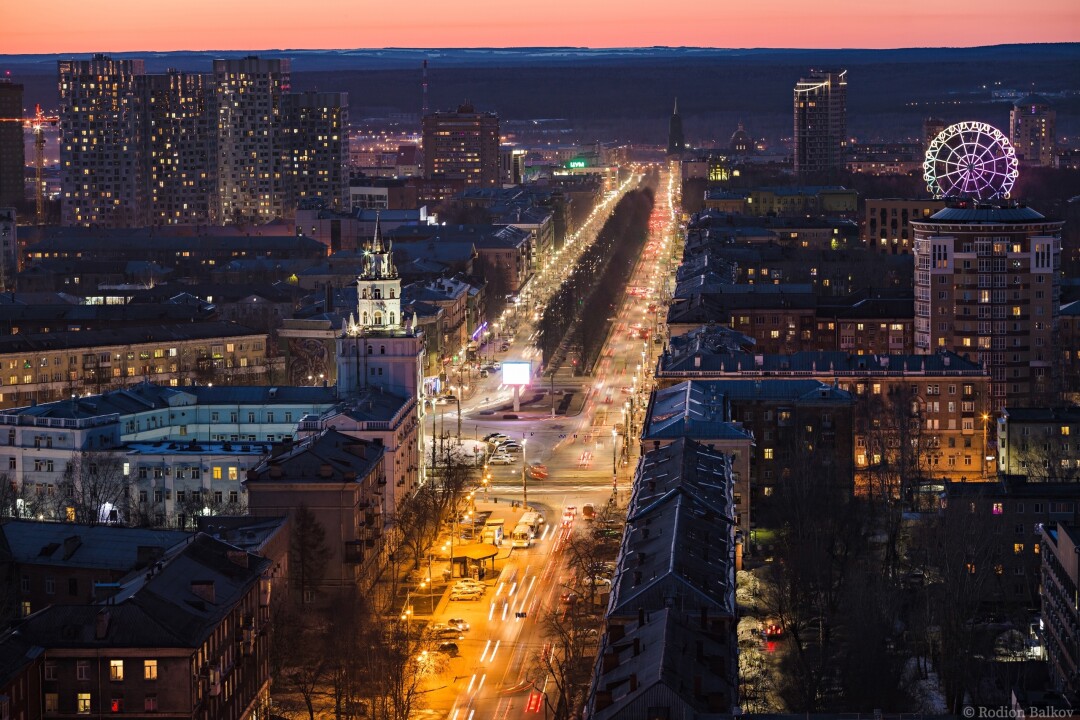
[528, 600, 598, 720]
[291, 504, 330, 603]
[58, 451, 128, 525]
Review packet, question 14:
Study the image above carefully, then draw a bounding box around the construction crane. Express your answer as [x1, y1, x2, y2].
[0, 104, 59, 224]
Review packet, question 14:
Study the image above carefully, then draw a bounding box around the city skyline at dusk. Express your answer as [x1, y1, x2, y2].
[6, 0, 1079, 54]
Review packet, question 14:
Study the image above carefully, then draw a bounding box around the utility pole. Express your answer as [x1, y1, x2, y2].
[521, 435, 528, 510]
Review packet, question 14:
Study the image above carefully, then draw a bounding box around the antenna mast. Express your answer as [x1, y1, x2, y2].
[421, 60, 429, 119]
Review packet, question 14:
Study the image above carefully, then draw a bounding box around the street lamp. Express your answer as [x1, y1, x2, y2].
[611, 427, 618, 479]
[521, 436, 529, 510]
[982, 413, 991, 480]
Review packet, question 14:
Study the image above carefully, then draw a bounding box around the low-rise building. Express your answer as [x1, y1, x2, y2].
[13, 532, 272, 720]
[590, 437, 739, 716]
[998, 406, 1080, 481]
[0, 322, 269, 410]
[863, 198, 947, 254]
[943, 477, 1080, 606]
[246, 429, 387, 598]
[1040, 522, 1080, 696]
[0, 521, 190, 626]
[656, 349, 990, 482]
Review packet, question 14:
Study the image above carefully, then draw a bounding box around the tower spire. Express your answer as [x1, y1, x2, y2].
[372, 211, 383, 254]
[673, 97, 678, 115]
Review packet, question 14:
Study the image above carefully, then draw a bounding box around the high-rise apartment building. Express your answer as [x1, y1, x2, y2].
[0, 79, 25, 209]
[667, 98, 685, 155]
[281, 91, 349, 212]
[58, 55, 147, 227]
[57, 56, 346, 227]
[1010, 94, 1057, 166]
[141, 70, 216, 225]
[912, 204, 1063, 411]
[793, 69, 847, 177]
[422, 103, 500, 187]
[214, 57, 291, 223]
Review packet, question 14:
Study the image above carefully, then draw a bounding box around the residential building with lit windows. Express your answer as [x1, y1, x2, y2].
[656, 349, 990, 483]
[141, 70, 216, 226]
[863, 198, 947, 254]
[58, 55, 147, 227]
[246, 429, 387, 598]
[0, 384, 340, 527]
[0, 79, 25, 210]
[793, 69, 847, 177]
[943, 477, 1080, 606]
[12, 533, 273, 720]
[422, 104, 501, 187]
[0, 321, 268, 409]
[997, 407, 1080, 481]
[281, 92, 349, 214]
[912, 204, 1063, 412]
[1010, 94, 1057, 167]
[1040, 522, 1080, 695]
[0, 521, 190, 627]
[213, 57, 291, 224]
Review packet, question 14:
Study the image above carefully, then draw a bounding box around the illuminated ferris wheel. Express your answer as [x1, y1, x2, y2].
[923, 121, 1018, 200]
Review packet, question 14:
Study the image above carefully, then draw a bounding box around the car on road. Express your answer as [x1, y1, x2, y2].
[489, 454, 514, 465]
[764, 623, 783, 639]
[479, 369, 489, 378]
[562, 510, 575, 526]
[446, 617, 470, 631]
[564, 505, 577, 517]
[431, 625, 464, 640]
[500, 442, 522, 452]
[484, 433, 509, 443]
[526, 467, 548, 480]
[582, 503, 596, 520]
[500, 344, 510, 352]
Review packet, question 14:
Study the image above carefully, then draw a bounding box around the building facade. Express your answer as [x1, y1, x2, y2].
[281, 92, 349, 214]
[793, 69, 847, 177]
[58, 55, 147, 227]
[0, 79, 24, 210]
[863, 198, 947, 254]
[213, 57, 291, 224]
[422, 104, 500, 188]
[912, 205, 1063, 412]
[141, 71, 216, 226]
[997, 406, 1080, 481]
[1041, 522, 1080, 696]
[1010, 94, 1056, 167]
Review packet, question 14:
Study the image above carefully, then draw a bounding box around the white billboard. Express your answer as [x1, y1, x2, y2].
[502, 361, 531, 386]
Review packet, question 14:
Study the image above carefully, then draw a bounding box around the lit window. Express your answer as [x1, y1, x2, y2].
[763, 448, 774, 460]
[144, 659, 157, 680]
[77, 693, 92, 714]
[1014, 543, 1024, 555]
[109, 659, 123, 681]
[992, 503, 1003, 515]
[212, 467, 222, 480]
[1062, 426, 1071, 436]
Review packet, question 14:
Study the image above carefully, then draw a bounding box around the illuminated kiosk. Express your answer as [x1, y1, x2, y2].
[502, 361, 531, 412]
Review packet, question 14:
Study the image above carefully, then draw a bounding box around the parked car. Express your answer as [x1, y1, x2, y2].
[484, 433, 509, 443]
[438, 642, 460, 656]
[447, 617, 471, 631]
[453, 580, 485, 592]
[479, 369, 489, 378]
[500, 442, 522, 452]
[450, 589, 484, 601]
[489, 454, 514, 465]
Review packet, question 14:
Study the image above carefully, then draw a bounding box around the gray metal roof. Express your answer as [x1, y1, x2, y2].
[0, 520, 190, 570]
[920, 206, 1049, 224]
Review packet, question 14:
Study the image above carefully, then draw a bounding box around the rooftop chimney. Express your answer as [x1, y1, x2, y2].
[191, 580, 216, 604]
[95, 609, 111, 640]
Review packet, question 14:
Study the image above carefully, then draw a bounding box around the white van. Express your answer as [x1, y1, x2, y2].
[520, 511, 544, 537]
[511, 523, 533, 548]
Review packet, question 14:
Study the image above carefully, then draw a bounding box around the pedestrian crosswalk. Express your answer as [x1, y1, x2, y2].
[488, 484, 609, 494]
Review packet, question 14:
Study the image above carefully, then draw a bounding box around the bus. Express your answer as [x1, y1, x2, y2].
[520, 511, 544, 538]
[482, 519, 505, 546]
[511, 523, 533, 548]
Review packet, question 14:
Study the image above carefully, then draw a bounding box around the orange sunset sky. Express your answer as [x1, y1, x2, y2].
[6, 0, 1079, 54]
